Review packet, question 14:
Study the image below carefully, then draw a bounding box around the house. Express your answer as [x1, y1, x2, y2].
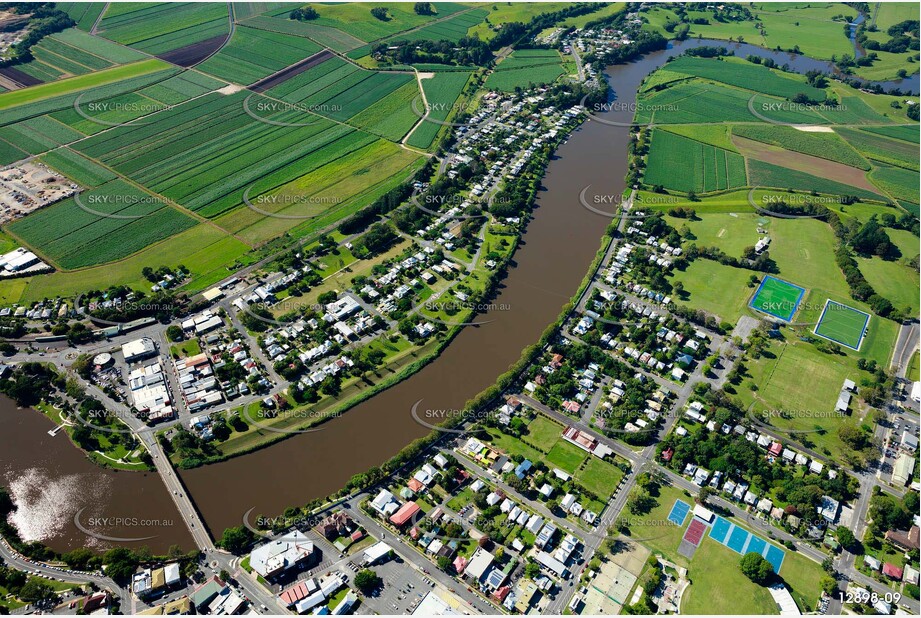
[903, 564, 919, 585]
[893, 452, 916, 486]
[362, 541, 393, 565]
[863, 555, 882, 571]
[465, 548, 495, 582]
[249, 531, 316, 579]
[389, 502, 421, 527]
[768, 442, 783, 457]
[885, 526, 920, 551]
[882, 562, 903, 579]
[817, 496, 839, 523]
[371, 489, 399, 516]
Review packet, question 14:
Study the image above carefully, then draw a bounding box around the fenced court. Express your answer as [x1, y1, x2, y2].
[749, 275, 806, 321]
[813, 299, 871, 350]
[708, 516, 786, 573]
[668, 499, 691, 526]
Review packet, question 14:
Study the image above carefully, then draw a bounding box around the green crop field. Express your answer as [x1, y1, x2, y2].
[750, 276, 805, 321]
[97, 2, 230, 54]
[6, 179, 196, 269]
[195, 26, 322, 85]
[406, 71, 472, 149]
[71, 91, 372, 216]
[56, 3, 107, 30]
[660, 124, 738, 151]
[39, 148, 117, 187]
[346, 80, 420, 142]
[664, 56, 826, 101]
[748, 160, 884, 201]
[644, 129, 747, 193]
[869, 163, 920, 204]
[484, 49, 566, 92]
[266, 2, 468, 43]
[836, 127, 919, 171]
[239, 14, 366, 52]
[0, 59, 171, 111]
[733, 125, 869, 170]
[813, 301, 870, 350]
[386, 8, 489, 43]
[861, 124, 919, 144]
[0, 224, 250, 305]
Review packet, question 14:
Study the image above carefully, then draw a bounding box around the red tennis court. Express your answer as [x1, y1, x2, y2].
[683, 519, 706, 546]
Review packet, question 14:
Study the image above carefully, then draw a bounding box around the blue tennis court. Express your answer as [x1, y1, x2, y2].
[709, 516, 731, 543]
[727, 526, 749, 553]
[746, 535, 767, 557]
[765, 545, 786, 573]
[668, 499, 691, 526]
[709, 516, 787, 574]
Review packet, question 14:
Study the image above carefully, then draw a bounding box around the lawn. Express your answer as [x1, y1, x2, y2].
[574, 456, 624, 499]
[546, 440, 588, 474]
[664, 212, 761, 257]
[681, 537, 779, 615]
[484, 428, 545, 464]
[522, 414, 564, 452]
[670, 259, 755, 322]
[732, 333, 866, 460]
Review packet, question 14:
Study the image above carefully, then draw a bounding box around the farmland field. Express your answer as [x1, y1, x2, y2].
[265, 2, 469, 43]
[56, 3, 108, 31]
[861, 124, 919, 144]
[732, 125, 869, 170]
[6, 180, 197, 269]
[747, 160, 884, 201]
[485, 49, 566, 92]
[868, 163, 921, 204]
[663, 56, 826, 101]
[835, 127, 919, 171]
[0, 59, 172, 111]
[239, 14, 366, 52]
[644, 129, 747, 193]
[0, 225, 250, 304]
[39, 148, 118, 187]
[97, 2, 230, 55]
[384, 8, 489, 43]
[195, 26, 322, 85]
[406, 71, 472, 149]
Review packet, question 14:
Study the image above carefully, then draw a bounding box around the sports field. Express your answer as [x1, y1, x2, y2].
[813, 300, 871, 351]
[749, 276, 806, 322]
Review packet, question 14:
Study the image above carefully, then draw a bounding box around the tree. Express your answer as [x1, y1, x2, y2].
[739, 552, 773, 585]
[166, 325, 183, 341]
[413, 2, 434, 15]
[101, 548, 139, 582]
[17, 578, 55, 605]
[354, 569, 382, 593]
[291, 6, 319, 20]
[218, 526, 255, 554]
[836, 526, 858, 552]
[436, 555, 451, 571]
[370, 7, 388, 20]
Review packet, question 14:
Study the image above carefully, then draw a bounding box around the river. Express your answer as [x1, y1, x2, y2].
[0, 395, 192, 553]
[1, 36, 913, 552]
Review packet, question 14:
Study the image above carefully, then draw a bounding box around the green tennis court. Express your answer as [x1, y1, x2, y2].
[749, 276, 806, 321]
[813, 300, 870, 351]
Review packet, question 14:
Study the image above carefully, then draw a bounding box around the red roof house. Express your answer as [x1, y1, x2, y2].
[389, 502, 421, 527]
[883, 563, 904, 579]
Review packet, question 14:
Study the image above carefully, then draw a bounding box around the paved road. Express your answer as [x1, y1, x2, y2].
[0, 537, 125, 606]
[890, 320, 919, 378]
